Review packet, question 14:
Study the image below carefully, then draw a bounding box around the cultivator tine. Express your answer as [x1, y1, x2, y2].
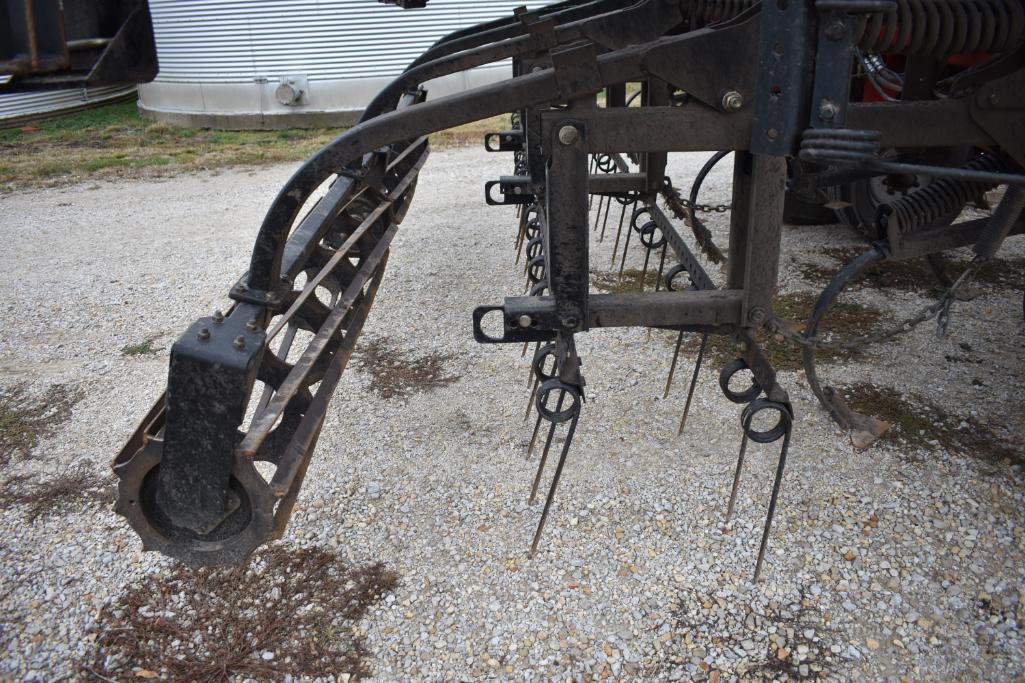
[654, 243, 668, 292]
[514, 208, 528, 263]
[724, 429, 748, 523]
[525, 373, 540, 421]
[618, 217, 634, 276]
[528, 393, 564, 503]
[663, 330, 684, 399]
[609, 200, 630, 265]
[592, 194, 606, 233]
[677, 332, 708, 436]
[527, 378, 583, 556]
[529, 411, 580, 556]
[639, 243, 652, 290]
[754, 424, 793, 582]
[598, 196, 613, 242]
[526, 411, 544, 459]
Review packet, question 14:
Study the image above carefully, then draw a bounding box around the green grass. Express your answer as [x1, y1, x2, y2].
[1, 100, 510, 191]
[120, 338, 162, 356]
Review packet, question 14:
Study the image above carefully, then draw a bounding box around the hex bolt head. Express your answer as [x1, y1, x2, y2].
[825, 21, 846, 41]
[233, 335, 246, 350]
[212, 309, 225, 324]
[817, 101, 838, 121]
[721, 90, 744, 112]
[197, 328, 211, 341]
[518, 315, 533, 328]
[558, 125, 580, 146]
[246, 319, 259, 332]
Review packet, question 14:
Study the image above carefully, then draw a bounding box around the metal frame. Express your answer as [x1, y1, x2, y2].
[110, 0, 1025, 571]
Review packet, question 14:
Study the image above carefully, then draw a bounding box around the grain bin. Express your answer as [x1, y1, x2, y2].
[138, 0, 549, 129]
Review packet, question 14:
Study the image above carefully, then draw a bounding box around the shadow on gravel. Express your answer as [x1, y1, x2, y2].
[665, 585, 841, 681]
[355, 336, 459, 400]
[0, 384, 81, 467]
[81, 544, 398, 682]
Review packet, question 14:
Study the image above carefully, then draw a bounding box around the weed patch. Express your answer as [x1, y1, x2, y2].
[838, 383, 1023, 465]
[0, 462, 114, 521]
[591, 268, 651, 294]
[671, 291, 886, 372]
[121, 338, 162, 356]
[356, 337, 459, 400]
[81, 544, 398, 681]
[797, 246, 1025, 294]
[0, 384, 81, 466]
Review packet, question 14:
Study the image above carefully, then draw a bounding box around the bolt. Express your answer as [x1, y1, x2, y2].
[561, 314, 580, 329]
[721, 90, 744, 112]
[766, 128, 779, 140]
[748, 306, 767, 324]
[233, 335, 246, 350]
[246, 319, 259, 332]
[824, 21, 846, 41]
[987, 92, 1001, 106]
[818, 101, 838, 121]
[237, 283, 248, 292]
[558, 125, 580, 146]
[518, 314, 533, 328]
[197, 328, 210, 341]
[212, 309, 224, 323]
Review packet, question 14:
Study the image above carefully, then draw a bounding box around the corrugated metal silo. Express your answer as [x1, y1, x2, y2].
[0, 85, 137, 127]
[138, 0, 551, 129]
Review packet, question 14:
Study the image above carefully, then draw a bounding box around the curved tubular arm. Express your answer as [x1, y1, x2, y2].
[246, 31, 694, 291]
[801, 246, 887, 427]
[362, 0, 682, 122]
[406, 0, 631, 74]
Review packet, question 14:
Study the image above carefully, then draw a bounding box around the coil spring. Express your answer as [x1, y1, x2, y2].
[687, 0, 1025, 56]
[882, 153, 1004, 236]
[858, 0, 1025, 56]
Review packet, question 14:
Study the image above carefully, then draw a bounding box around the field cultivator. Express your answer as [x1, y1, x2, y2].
[101, 0, 1025, 572]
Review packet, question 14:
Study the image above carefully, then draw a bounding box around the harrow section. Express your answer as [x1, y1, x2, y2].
[114, 0, 1025, 573]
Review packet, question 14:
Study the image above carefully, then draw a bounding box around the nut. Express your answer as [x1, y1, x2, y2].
[817, 101, 838, 121]
[233, 335, 246, 350]
[212, 310, 225, 324]
[825, 21, 846, 41]
[558, 125, 580, 146]
[197, 328, 211, 341]
[721, 90, 744, 112]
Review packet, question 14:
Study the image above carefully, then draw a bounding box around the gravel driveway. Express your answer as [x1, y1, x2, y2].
[0, 146, 1023, 681]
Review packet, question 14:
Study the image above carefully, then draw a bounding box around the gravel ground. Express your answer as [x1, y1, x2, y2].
[0, 146, 1023, 681]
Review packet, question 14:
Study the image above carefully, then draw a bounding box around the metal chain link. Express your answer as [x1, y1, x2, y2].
[662, 184, 732, 213]
[767, 257, 986, 350]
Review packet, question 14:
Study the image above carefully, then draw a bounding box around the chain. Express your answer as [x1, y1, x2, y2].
[768, 257, 986, 350]
[663, 185, 732, 213]
[659, 179, 729, 265]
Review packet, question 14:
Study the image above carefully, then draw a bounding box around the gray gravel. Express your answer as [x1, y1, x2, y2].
[0, 146, 1023, 681]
